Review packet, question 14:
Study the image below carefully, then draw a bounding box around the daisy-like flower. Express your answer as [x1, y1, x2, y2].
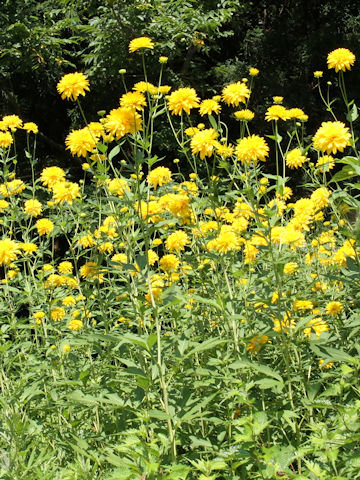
[133, 81, 158, 94]
[199, 99, 221, 116]
[159, 254, 180, 272]
[249, 67, 259, 77]
[2, 114, 23, 131]
[40, 166, 66, 189]
[167, 87, 200, 115]
[316, 155, 335, 173]
[327, 48, 356, 72]
[51, 307, 65, 322]
[311, 187, 330, 209]
[265, 105, 290, 122]
[58, 261, 73, 274]
[283, 262, 298, 275]
[287, 108, 308, 121]
[120, 91, 147, 111]
[190, 128, 219, 160]
[235, 135, 269, 165]
[24, 199, 42, 217]
[313, 121, 351, 154]
[23, 122, 38, 134]
[19, 242, 38, 254]
[165, 230, 189, 252]
[0, 239, 20, 265]
[234, 109, 254, 121]
[285, 148, 307, 169]
[326, 301, 343, 316]
[0, 132, 13, 148]
[314, 71, 323, 78]
[52, 181, 81, 205]
[57, 72, 90, 101]
[65, 128, 97, 157]
[247, 334, 269, 353]
[129, 37, 155, 53]
[0, 179, 26, 197]
[36, 218, 54, 236]
[222, 82, 250, 106]
[103, 107, 142, 139]
[68, 319, 83, 331]
[148, 166, 172, 189]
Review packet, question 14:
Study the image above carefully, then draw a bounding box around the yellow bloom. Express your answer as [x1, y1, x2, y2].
[235, 135, 269, 165]
[159, 56, 168, 64]
[33, 311, 45, 320]
[190, 128, 219, 160]
[57, 72, 90, 101]
[80, 262, 105, 282]
[51, 307, 65, 322]
[272, 96, 283, 104]
[23, 122, 38, 134]
[216, 143, 234, 158]
[287, 108, 308, 121]
[265, 105, 290, 121]
[35, 218, 54, 236]
[0, 239, 20, 265]
[165, 230, 189, 252]
[247, 335, 269, 353]
[62, 296, 76, 306]
[207, 226, 240, 254]
[293, 300, 314, 311]
[249, 67, 259, 76]
[24, 199, 42, 217]
[185, 127, 199, 136]
[319, 359, 334, 369]
[52, 181, 81, 205]
[313, 121, 351, 154]
[310, 187, 330, 209]
[77, 234, 96, 249]
[326, 301, 343, 316]
[234, 109, 254, 121]
[283, 262, 298, 275]
[133, 81, 157, 94]
[160, 254, 180, 272]
[147, 249, 159, 266]
[63, 344, 71, 353]
[316, 155, 335, 172]
[327, 48, 356, 72]
[285, 148, 307, 169]
[167, 87, 200, 115]
[103, 107, 142, 139]
[314, 71, 323, 78]
[148, 167, 172, 189]
[67, 319, 83, 331]
[111, 253, 128, 265]
[0, 179, 26, 197]
[129, 37, 155, 53]
[2, 114, 22, 131]
[65, 128, 97, 157]
[304, 318, 329, 338]
[199, 99, 221, 116]
[273, 312, 295, 334]
[58, 261, 73, 274]
[0, 131, 14, 148]
[222, 82, 250, 106]
[120, 91, 147, 111]
[40, 166, 66, 189]
[19, 242, 38, 254]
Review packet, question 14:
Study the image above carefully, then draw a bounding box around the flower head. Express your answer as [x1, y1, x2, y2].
[199, 99, 221, 116]
[103, 107, 142, 139]
[235, 135, 269, 165]
[190, 128, 219, 160]
[36, 218, 54, 236]
[167, 87, 200, 115]
[327, 48, 355, 72]
[234, 109, 254, 121]
[285, 148, 307, 169]
[316, 155, 335, 173]
[24, 199, 42, 217]
[0, 239, 20, 265]
[222, 82, 250, 106]
[313, 121, 351, 154]
[65, 128, 97, 157]
[2, 115, 22, 131]
[57, 72, 90, 101]
[68, 319, 83, 331]
[165, 230, 189, 252]
[40, 166, 66, 189]
[120, 91, 147, 111]
[52, 181, 81, 205]
[129, 37, 155, 53]
[0, 131, 13, 148]
[23, 122, 38, 134]
[249, 67, 259, 77]
[148, 167, 172, 189]
[265, 105, 290, 122]
[326, 301, 343, 316]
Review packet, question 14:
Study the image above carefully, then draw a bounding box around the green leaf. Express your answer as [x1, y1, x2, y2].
[108, 144, 120, 161]
[208, 114, 218, 130]
[347, 103, 358, 122]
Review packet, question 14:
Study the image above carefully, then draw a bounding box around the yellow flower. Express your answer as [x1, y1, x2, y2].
[23, 122, 38, 134]
[273, 312, 295, 334]
[159, 254, 180, 272]
[0, 239, 20, 265]
[63, 344, 71, 353]
[129, 37, 155, 53]
[316, 155, 335, 173]
[2, 114, 22, 131]
[190, 128, 219, 160]
[165, 230, 189, 252]
[293, 300, 314, 311]
[167, 87, 200, 115]
[40, 166, 66, 189]
[62, 296, 76, 306]
[285, 148, 307, 169]
[103, 107, 142, 139]
[0, 132, 13, 148]
[148, 167, 172, 189]
[283, 262, 298, 275]
[57, 72, 90, 101]
[319, 359, 334, 369]
[111, 253, 128, 265]
[77, 234, 95, 249]
[133, 81, 158, 94]
[247, 335, 269, 353]
[147, 249, 159, 266]
[19, 242, 38, 254]
[65, 128, 97, 157]
[265, 105, 290, 121]
[0, 179, 26, 196]
[51, 307, 65, 322]
[24, 199, 42, 217]
[234, 109, 254, 121]
[235, 135, 269, 165]
[199, 99, 221, 116]
[120, 91, 147, 111]
[325, 301, 343, 316]
[58, 261, 73, 274]
[249, 67, 259, 76]
[327, 48, 356, 72]
[207, 225, 240, 254]
[52, 181, 81, 205]
[33, 311, 45, 320]
[106, 177, 129, 197]
[304, 318, 329, 338]
[80, 262, 105, 283]
[314, 71, 323, 78]
[159, 56, 168, 64]
[272, 96, 283, 104]
[287, 108, 308, 121]
[185, 127, 199, 137]
[310, 187, 330, 209]
[222, 82, 250, 106]
[35, 218, 54, 236]
[216, 143, 234, 158]
[67, 319, 83, 331]
[313, 121, 351, 154]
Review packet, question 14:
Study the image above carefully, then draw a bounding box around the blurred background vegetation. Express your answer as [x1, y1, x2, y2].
[1, 0, 360, 172]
